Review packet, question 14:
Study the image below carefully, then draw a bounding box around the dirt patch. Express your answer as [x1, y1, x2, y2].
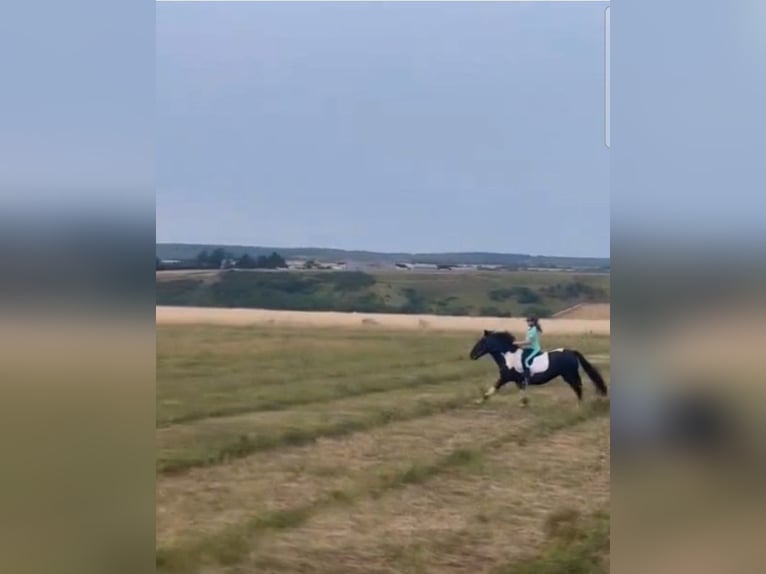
[156, 306, 609, 335]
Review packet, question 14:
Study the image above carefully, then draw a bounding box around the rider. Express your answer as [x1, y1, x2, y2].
[517, 315, 543, 387]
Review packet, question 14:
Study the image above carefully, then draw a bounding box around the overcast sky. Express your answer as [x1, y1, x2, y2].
[157, 2, 609, 257]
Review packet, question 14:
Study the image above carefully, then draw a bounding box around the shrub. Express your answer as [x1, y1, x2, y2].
[490, 286, 542, 304]
[327, 272, 376, 291]
[489, 288, 514, 302]
[542, 281, 607, 302]
[522, 306, 553, 318]
[399, 287, 430, 314]
[156, 279, 206, 305]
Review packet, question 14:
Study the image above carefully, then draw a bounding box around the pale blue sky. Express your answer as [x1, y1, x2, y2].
[157, 2, 609, 257]
[612, 0, 766, 245]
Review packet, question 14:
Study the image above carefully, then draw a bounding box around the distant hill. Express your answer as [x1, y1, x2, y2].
[157, 243, 609, 271]
[156, 268, 609, 318]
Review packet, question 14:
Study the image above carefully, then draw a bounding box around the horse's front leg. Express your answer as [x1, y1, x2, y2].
[477, 376, 505, 404]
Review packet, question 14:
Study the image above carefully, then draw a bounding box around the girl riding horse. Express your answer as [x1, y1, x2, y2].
[469, 328, 608, 407]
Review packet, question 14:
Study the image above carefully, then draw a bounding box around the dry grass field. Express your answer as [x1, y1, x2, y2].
[156, 305, 610, 335]
[553, 304, 610, 320]
[156, 318, 610, 574]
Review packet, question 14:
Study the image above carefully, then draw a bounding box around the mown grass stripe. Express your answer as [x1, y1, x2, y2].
[158, 352, 465, 388]
[157, 367, 475, 427]
[158, 390, 477, 475]
[156, 399, 609, 573]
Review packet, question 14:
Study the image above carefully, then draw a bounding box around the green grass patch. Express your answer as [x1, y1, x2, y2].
[157, 325, 609, 426]
[158, 327, 609, 474]
[494, 509, 610, 574]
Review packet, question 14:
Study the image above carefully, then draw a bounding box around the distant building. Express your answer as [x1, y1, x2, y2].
[288, 259, 347, 271]
[286, 259, 307, 269]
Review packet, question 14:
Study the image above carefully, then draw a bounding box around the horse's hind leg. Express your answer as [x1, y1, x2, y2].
[563, 371, 583, 406]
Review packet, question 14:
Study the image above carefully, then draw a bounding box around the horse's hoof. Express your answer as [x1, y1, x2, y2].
[519, 396, 530, 408]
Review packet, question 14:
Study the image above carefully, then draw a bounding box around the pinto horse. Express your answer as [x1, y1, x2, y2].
[469, 330, 608, 406]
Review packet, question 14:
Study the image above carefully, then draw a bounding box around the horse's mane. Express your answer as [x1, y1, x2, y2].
[492, 330, 516, 346]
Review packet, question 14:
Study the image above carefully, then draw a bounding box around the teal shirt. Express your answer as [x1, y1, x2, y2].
[527, 325, 541, 354]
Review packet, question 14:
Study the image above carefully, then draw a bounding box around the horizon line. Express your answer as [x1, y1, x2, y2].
[157, 241, 610, 261]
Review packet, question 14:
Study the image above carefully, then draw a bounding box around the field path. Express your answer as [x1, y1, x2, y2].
[156, 306, 609, 334]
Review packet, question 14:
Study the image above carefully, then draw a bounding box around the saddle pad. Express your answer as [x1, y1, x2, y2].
[503, 351, 551, 374]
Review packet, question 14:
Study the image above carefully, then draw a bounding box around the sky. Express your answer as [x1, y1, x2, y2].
[1, 2, 153, 214]
[157, 2, 609, 257]
[612, 0, 766, 247]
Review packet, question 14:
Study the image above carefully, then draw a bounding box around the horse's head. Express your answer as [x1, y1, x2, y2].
[469, 330, 517, 360]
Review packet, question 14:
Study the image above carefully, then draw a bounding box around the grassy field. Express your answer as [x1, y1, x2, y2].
[157, 324, 610, 574]
[156, 269, 610, 318]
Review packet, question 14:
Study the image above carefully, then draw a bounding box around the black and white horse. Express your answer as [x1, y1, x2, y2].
[469, 330, 608, 406]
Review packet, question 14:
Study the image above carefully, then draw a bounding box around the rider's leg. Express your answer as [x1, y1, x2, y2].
[521, 349, 532, 389]
[519, 350, 532, 407]
[523, 350, 537, 386]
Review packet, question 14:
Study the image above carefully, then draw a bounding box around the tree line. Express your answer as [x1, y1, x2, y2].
[156, 248, 288, 270]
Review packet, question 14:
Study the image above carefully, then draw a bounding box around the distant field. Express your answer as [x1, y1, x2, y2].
[156, 324, 610, 574]
[156, 305, 610, 335]
[156, 268, 609, 318]
[554, 303, 611, 320]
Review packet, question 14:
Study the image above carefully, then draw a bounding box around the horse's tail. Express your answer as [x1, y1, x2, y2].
[574, 351, 608, 396]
